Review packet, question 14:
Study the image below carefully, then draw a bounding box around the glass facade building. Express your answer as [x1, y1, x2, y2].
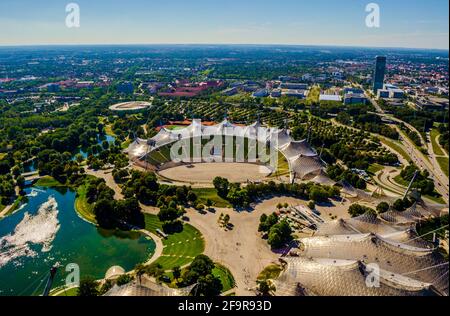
[373, 56, 387, 93]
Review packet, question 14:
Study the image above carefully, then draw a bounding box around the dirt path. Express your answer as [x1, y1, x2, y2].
[84, 167, 124, 200]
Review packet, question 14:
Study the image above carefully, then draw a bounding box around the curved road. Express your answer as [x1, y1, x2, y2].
[363, 88, 449, 204]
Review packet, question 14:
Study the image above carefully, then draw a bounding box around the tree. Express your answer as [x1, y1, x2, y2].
[213, 177, 230, 198]
[93, 198, 116, 228]
[146, 263, 164, 279]
[268, 220, 292, 249]
[187, 191, 198, 204]
[77, 277, 99, 296]
[135, 263, 146, 284]
[75, 153, 84, 164]
[376, 202, 390, 214]
[309, 186, 329, 202]
[173, 266, 181, 280]
[158, 206, 183, 222]
[195, 274, 223, 296]
[205, 199, 213, 210]
[258, 280, 272, 296]
[348, 204, 376, 218]
[116, 274, 133, 286]
[307, 201, 315, 210]
[175, 186, 188, 203]
[223, 214, 230, 226]
[16, 175, 25, 189]
[184, 255, 216, 285]
[11, 165, 21, 178]
[392, 198, 413, 212]
[259, 213, 279, 232]
[99, 279, 113, 295]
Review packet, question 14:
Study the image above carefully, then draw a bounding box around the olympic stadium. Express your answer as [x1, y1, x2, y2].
[125, 119, 326, 185]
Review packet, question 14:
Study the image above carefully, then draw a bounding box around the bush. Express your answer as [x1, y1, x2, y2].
[116, 274, 133, 286]
[392, 198, 413, 212]
[259, 213, 279, 232]
[267, 220, 292, 249]
[348, 204, 376, 218]
[376, 202, 390, 214]
[213, 177, 230, 198]
[77, 277, 99, 296]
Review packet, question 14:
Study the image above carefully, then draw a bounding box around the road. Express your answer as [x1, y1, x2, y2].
[363, 89, 449, 204]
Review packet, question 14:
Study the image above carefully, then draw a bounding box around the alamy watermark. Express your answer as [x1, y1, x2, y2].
[366, 3, 381, 28]
[65, 3, 80, 28]
[65, 263, 80, 288]
[365, 263, 381, 288]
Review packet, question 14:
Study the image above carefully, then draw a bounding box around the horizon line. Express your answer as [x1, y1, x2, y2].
[0, 42, 448, 52]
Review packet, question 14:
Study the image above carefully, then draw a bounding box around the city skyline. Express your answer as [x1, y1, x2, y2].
[0, 0, 449, 50]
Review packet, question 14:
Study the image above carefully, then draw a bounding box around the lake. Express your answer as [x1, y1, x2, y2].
[0, 186, 155, 296]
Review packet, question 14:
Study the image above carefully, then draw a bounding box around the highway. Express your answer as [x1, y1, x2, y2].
[363, 89, 449, 204]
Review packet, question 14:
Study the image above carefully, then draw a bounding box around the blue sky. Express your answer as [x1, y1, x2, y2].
[0, 0, 448, 49]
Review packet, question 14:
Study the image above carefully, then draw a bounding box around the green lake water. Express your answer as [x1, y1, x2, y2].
[0, 186, 155, 296]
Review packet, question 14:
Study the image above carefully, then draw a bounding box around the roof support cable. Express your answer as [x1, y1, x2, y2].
[403, 224, 449, 244]
[400, 262, 449, 277]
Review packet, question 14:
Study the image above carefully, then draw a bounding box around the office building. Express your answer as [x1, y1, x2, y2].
[373, 56, 386, 93]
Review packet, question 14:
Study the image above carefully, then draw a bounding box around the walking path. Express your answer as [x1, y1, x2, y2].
[0, 204, 13, 218]
[140, 230, 164, 266]
[84, 166, 124, 200]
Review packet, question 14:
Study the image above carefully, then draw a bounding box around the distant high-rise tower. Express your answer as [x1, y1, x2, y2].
[373, 56, 386, 93]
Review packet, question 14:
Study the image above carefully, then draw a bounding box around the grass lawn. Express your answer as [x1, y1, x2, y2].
[166, 125, 187, 131]
[192, 188, 232, 208]
[164, 263, 235, 293]
[257, 264, 283, 281]
[212, 264, 236, 292]
[367, 163, 384, 175]
[430, 129, 445, 156]
[55, 287, 79, 296]
[393, 174, 409, 187]
[74, 184, 97, 224]
[34, 176, 65, 187]
[121, 139, 132, 149]
[436, 156, 449, 178]
[394, 175, 446, 204]
[380, 138, 410, 162]
[144, 214, 205, 270]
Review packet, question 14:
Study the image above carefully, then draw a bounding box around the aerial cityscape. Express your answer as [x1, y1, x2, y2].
[0, 0, 448, 301]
